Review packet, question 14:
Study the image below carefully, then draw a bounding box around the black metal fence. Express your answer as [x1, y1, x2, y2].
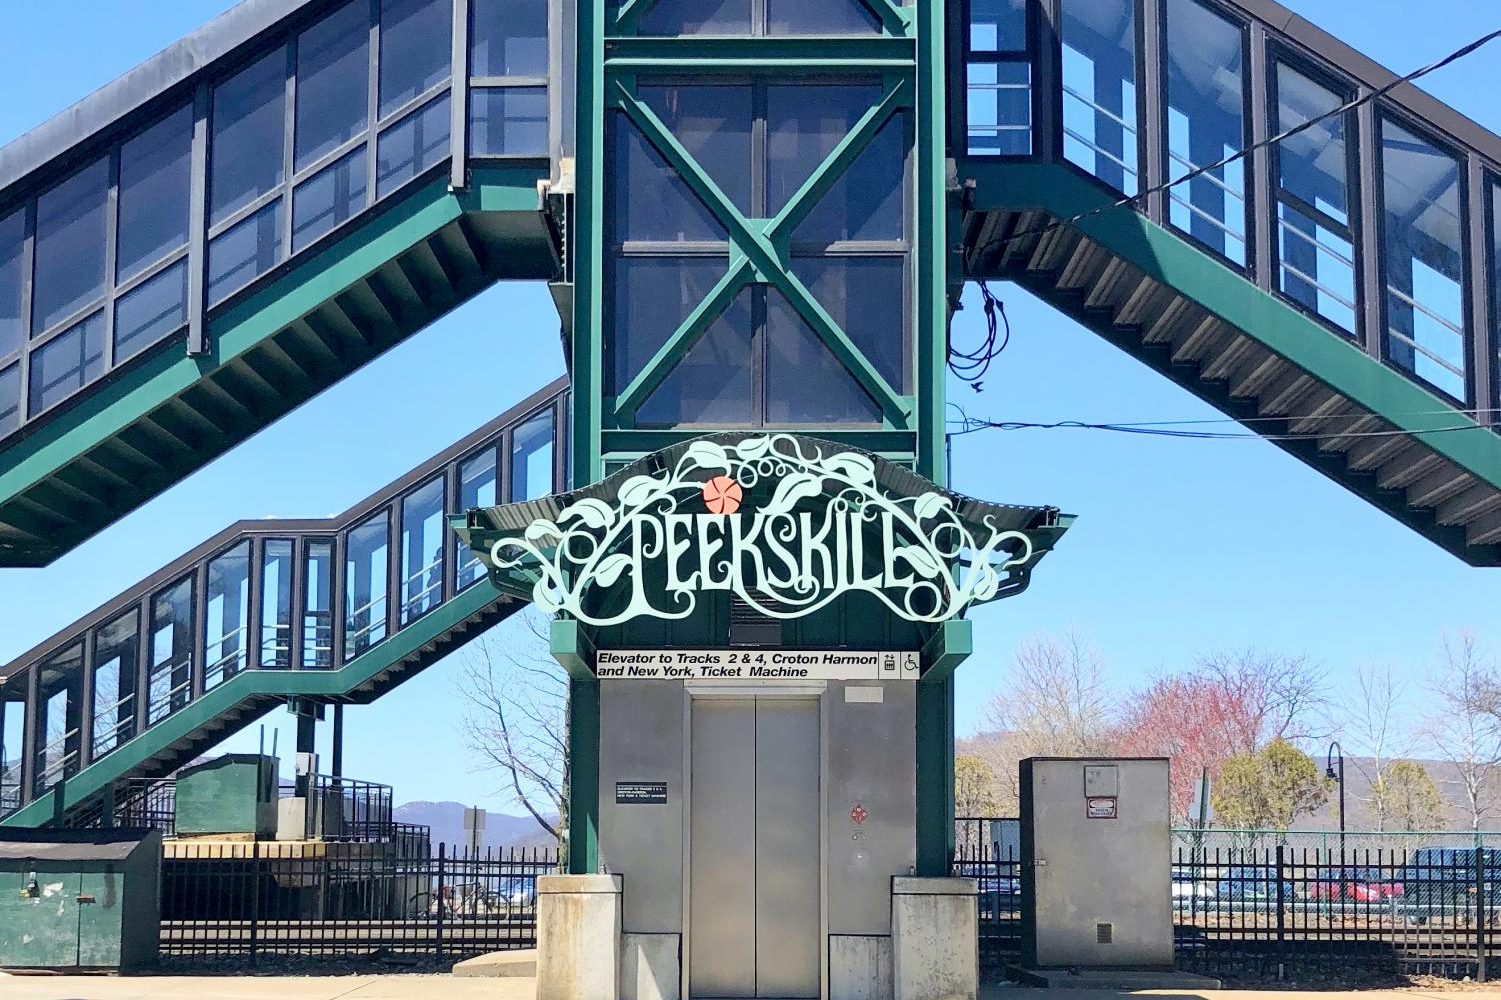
[953, 818, 1501, 983]
[955, 817, 1022, 970]
[160, 842, 558, 962]
[1173, 844, 1499, 981]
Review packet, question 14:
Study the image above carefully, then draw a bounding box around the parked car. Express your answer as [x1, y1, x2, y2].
[953, 862, 1021, 914]
[1304, 866, 1404, 903]
[1398, 848, 1501, 924]
[1214, 865, 1295, 910]
[1172, 870, 1217, 902]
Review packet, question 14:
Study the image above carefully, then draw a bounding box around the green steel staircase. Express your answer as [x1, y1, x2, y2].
[0, 380, 566, 828]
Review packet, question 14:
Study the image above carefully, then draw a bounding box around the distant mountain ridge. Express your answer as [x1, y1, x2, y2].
[395, 800, 557, 851]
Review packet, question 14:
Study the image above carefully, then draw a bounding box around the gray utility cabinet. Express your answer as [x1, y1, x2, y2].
[0, 828, 161, 970]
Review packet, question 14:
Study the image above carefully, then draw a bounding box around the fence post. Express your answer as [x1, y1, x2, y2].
[1479, 846, 1489, 983]
[1275, 844, 1287, 981]
[436, 842, 446, 960]
[248, 855, 260, 967]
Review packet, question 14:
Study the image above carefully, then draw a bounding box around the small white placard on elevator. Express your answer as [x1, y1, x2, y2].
[597, 649, 920, 681]
[844, 686, 884, 704]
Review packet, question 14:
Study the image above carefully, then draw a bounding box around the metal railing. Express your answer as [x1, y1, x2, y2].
[301, 774, 395, 844]
[159, 842, 558, 963]
[956, 819, 1501, 982]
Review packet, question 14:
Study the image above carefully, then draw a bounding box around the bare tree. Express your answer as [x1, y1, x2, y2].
[1336, 663, 1418, 832]
[1193, 649, 1327, 753]
[459, 608, 568, 844]
[1422, 632, 1501, 832]
[979, 630, 1115, 811]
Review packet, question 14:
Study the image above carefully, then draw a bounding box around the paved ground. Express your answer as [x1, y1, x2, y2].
[0, 974, 534, 1000]
[3, 977, 1500, 1000]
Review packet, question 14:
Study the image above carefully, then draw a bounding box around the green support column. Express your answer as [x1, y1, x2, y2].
[568, 677, 601, 874]
[915, 674, 956, 876]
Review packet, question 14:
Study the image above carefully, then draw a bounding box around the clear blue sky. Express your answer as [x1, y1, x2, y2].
[0, 0, 1498, 813]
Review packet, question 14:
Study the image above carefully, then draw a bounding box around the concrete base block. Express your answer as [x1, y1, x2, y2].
[830, 935, 893, 1000]
[537, 874, 622, 1000]
[891, 877, 978, 1000]
[621, 933, 679, 1000]
[452, 948, 538, 978]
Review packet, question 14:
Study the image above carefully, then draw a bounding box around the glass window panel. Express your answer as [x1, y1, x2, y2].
[205, 541, 251, 691]
[35, 643, 83, 795]
[609, 256, 728, 394]
[970, 0, 1027, 53]
[115, 259, 188, 363]
[637, 0, 752, 36]
[0, 364, 19, 435]
[148, 576, 195, 726]
[118, 107, 193, 282]
[0, 687, 24, 812]
[607, 115, 728, 244]
[790, 256, 905, 390]
[0, 210, 21, 359]
[510, 410, 554, 502]
[401, 476, 446, 624]
[639, 288, 753, 427]
[380, 0, 453, 118]
[1493, 184, 1501, 396]
[456, 448, 497, 590]
[639, 84, 753, 219]
[767, 0, 880, 35]
[32, 158, 109, 333]
[296, 1, 370, 171]
[472, 0, 548, 77]
[293, 147, 369, 252]
[794, 116, 905, 245]
[1165, 0, 1247, 266]
[304, 541, 334, 668]
[29, 311, 105, 415]
[211, 50, 287, 226]
[968, 62, 1032, 157]
[765, 286, 882, 425]
[345, 511, 390, 659]
[376, 94, 452, 197]
[208, 200, 284, 304]
[1061, 0, 1137, 195]
[261, 540, 294, 669]
[470, 87, 548, 156]
[766, 83, 882, 218]
[1275, 64, 1349, 226]
[1276, 203, 1356, 334]
[92, 610, 140, 760]
[1381, 118, 1467, 401]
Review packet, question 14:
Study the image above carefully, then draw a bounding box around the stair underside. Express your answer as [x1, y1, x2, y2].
[965, 205, 1501, 566]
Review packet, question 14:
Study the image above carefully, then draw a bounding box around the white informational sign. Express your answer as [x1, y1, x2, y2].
[596, 649, 920, 681]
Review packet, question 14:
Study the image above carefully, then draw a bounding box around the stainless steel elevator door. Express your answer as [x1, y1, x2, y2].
[689, 697, 821, 1000]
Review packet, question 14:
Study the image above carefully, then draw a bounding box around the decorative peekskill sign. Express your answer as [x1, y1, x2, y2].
[486, 434, 1040, 627]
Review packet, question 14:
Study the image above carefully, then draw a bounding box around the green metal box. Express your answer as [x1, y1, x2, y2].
[175, 754, 278, 838]
[0, 828, 161, 970]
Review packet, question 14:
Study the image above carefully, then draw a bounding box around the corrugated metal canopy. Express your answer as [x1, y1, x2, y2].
[458, 432, 1069, 545]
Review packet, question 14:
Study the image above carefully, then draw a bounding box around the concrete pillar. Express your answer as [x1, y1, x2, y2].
[891, 876, 978, 1000]
[537, 873, 622, 1000]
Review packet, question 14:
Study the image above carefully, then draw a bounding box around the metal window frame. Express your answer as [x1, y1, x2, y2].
[1370, 105, 1475, 408]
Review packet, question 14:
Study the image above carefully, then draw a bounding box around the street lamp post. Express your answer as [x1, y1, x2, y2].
[1326, 741, 1346, 863]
